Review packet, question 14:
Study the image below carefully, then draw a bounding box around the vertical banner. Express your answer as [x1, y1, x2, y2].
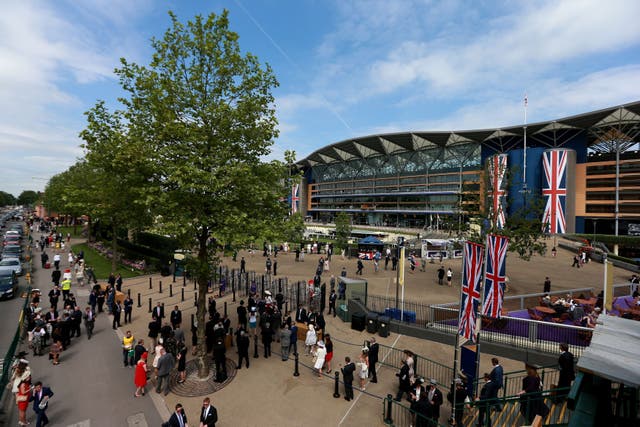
[482, 234, 509, 319]
[487, 154, 508, 229]
[604, 260, 614, 313]
[291, 183, 300, 215]
[458, 241, 484, 341]
[542, 149, 571, 234]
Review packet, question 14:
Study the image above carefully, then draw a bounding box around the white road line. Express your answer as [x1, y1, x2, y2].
[338, 333, 403, 425]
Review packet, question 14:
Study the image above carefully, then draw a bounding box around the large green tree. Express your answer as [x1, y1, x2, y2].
[117, 10, 283, 376]
[335, 211, 352, 251]
[0, 191, 16, 207]
[16, 190, 39, 206]
[79, 101, 153, 272]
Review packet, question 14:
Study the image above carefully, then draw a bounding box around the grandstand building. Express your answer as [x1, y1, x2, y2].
[295, 102, 640, 235]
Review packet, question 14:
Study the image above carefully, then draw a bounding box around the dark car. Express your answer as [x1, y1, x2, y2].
[2, 245, 22, 260]
[0, 270, 18, 299]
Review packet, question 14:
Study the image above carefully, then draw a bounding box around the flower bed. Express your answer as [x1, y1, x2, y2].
[87, 241, 147, 271]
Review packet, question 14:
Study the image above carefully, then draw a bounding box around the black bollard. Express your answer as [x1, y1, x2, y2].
[127, 288, 131, 298]
[194, 292, 197, 307]
[285, 301, 289, 314]
[170, 284, 173, 297]
[224, 301, 227, 317]
[148, 298, 152, 313]
[232, 283, 236, 303]
[229, 327, 234, 347]
[173, 270, 176, 283]
[278, 278, 282, 293]
[137, 293, 141, 308]
[333, 371, 340, 398]
[384, 394, 393, 424]
[183, 274, 186, 287]
[293, 352, 300, 377]
[194, 280, 197, 291]
[159, 280, 163, 294]
[181, 287, 185, 302]
[149, 277, 152, 289]
[253, 337, 259, 359]
[191, 313, 194, 328]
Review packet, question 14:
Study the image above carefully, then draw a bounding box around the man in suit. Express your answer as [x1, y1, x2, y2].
[29, 381, 54, 427]
[156, 348, 175, 396]
[167, 403, 188, 427]
[426, 379, 444, 423]
[341, 356, 356, 401]
[477, 373, 499, 427]
[368, 337, 379, 383]
[153, 302, 165, 325]
[112, 301, 123, 330]
[83, 306, 95, 339]
[170, 306, 182, 329]
[489, 357, 504, 391]
[199, 397, 218, 427]
[557, 343, 575, 400]
[295, 306, 307, 323]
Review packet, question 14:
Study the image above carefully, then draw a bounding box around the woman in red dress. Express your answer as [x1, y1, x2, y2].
[16, 377, 32, 426]
[134, 352, 148, 397]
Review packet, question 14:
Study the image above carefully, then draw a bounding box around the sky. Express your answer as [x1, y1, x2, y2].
[1, 0, 640, 197]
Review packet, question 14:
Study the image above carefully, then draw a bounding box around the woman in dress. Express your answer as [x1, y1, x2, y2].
[134, 352, 148, 397]
[518, 364, 550, 423]
[249, 309, 258, 337]
[313, 341, 327, 378]
[305, 324, 317, 355]
[15, 376, 32, 426]
[176, 341, 187, 383]
[359, 348, 369, 390]
[323, 335, 334, 373]
[49, 340, 62, 365]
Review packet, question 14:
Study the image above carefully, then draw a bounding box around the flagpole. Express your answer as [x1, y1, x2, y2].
[450, 243, 467, 424]
[523, 94, 528, 192]
[475, 236, 490, 398]
[399, 246, 405, 321]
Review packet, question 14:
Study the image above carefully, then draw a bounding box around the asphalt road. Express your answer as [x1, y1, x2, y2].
[8, 229, 165, 427]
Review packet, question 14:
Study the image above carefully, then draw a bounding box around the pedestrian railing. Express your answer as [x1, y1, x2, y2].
[382, 394, 447, 426]
[471, 365, 560, 399]
[369, 341, 454, 390]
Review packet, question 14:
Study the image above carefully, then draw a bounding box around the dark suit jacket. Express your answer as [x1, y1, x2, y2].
[200, 405, 218, 427]
[341, 362, 356, 383]
[428, 387, 444, 418]
[368, 343, 379, 364]
[154, 305, 165, 321]
[296, 308, 307, 323]
[167, 410, 187, 427]
[170, 310, 182, 325]
[30, 386, 54, 412]
[558, 351, 575, 386]
[490, 364, 504, 389]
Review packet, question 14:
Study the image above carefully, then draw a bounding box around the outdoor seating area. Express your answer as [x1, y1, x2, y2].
[610, 295, 640, 319]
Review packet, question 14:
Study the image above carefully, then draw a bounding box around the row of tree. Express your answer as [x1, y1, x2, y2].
[42, 10, 303, 377]
[0, 190, 39, 207]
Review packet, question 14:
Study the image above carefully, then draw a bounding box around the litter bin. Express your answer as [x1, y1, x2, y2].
[351, 312, 366, 332]
[338, 304, 349, 322]
[366, 313, 379, 333]
[378, 315, 390, 337]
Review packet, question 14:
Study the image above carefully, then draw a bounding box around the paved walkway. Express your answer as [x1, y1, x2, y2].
[8, 235, 633, 426]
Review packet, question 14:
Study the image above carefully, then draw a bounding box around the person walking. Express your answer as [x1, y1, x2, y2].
[446, 268, 453, 287]
[134, 352, 148, 397]
[358, 348, 369, 390]
[280, 324, 291, 361]
[543, 277, 551, 294]
[113, 301, 123, 330]
[237, 329, 250, 369]
[477, 373, 498, 427]
[313, 341, 326, 378]
[167, 403, 188, 427]
[356, 259, 364, 275]
[122, 330, 135, 367]
[328, 289, 337, 317]
[124, 295, 134, 324]
[155, 348, 175, 396]
[437, 266, 445, 286]
[490, 357, 504, 391]
[176, 341, 187, 383]
[368, 337, 379, 383]
[557, 343, 575, 400]
[289, 323, 298, 356]
[341, 357, 356, 401]
[305, 324, 317, 355]
[30, 381, 53, 427]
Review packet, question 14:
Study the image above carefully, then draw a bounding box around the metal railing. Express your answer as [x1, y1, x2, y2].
[382, 394, 447, 427]
[464, 386, 573, 427]
[471, 366, 560, 399]
[368, 341, 454, 389]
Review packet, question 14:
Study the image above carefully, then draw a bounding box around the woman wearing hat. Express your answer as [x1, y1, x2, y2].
[305, 324, 317, 355]
[134, 352, 148, 397]
[358, 348, 369, 390]
[313, 341, 326, 378]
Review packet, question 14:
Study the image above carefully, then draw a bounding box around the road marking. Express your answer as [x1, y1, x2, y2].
[127, 413, 148, 427]
[338, 333, 403, 425]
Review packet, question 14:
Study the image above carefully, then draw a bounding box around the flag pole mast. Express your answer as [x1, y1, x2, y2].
[450, 243, 467, 424]
[523, 94, 528, 192]
[474, 237, 490, 398]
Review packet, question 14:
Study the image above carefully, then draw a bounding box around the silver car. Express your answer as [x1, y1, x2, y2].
[0, 258, 22, 276]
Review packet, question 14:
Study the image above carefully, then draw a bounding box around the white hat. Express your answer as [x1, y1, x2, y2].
[317, 341, 325, 347]
[264, 290, 272, 296]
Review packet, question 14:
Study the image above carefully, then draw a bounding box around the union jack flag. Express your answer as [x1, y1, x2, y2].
[542, 150, 568, 234]
[482, 234, 509, 319]
[488, 154, 507, 229]
[458, 241, 484, 341]
[291, 183, 300, 214]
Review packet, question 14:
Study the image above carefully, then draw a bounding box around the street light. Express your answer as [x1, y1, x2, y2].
[593, 219, 597, 244]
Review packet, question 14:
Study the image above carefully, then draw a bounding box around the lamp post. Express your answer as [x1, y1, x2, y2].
[593, 219, 597, 244]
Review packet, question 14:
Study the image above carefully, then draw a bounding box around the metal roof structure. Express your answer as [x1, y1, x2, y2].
[297, 101, 640, 168]
[577, 314, 640, 388]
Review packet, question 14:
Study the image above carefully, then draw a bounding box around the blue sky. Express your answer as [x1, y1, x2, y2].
[2, 0, 640, 196]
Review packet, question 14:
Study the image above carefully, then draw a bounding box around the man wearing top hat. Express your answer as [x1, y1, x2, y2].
[426, 378, 443, 423]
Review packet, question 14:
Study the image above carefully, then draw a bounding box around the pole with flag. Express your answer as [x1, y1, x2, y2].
[451, 240, 485, 422]
[523, 94, 528, 192]
[474, 233, 509, 396]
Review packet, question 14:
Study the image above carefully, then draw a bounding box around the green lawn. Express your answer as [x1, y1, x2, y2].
[71, 243, 145, 280]
[57, 225, 85, 239]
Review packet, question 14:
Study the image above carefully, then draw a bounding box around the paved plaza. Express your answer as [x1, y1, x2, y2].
[8, 235, 632, 426]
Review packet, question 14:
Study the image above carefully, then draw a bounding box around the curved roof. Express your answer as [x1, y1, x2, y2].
[297, 101, 640, 167]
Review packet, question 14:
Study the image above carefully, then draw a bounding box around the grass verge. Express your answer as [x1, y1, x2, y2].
[71, 243, 145, 280]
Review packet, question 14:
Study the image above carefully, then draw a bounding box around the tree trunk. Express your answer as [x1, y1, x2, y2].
[196, 227, 211, 378]
[111, 222, 118, 273]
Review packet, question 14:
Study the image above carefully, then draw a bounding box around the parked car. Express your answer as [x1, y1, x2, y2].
[0, 258, 22, 276]
[2, 245, 22, 260]
[3, 235, 20, 246]
[0, 270, 18, 299]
